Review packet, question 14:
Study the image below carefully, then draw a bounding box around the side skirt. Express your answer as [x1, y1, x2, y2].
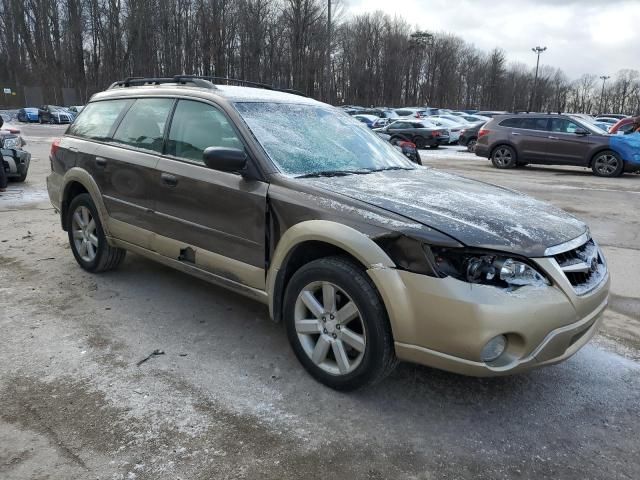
[109, 237, 269, 305]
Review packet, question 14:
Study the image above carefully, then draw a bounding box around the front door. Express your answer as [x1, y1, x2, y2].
[152, 99, 268, 287]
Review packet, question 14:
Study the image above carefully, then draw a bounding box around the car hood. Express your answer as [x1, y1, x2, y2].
[300, 168, 587, 257]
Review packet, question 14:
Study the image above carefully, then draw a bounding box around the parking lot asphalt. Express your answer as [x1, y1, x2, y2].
[1, 124, 638, 480]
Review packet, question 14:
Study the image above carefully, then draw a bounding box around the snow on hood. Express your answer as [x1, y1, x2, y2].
[300, 168, 587, 257]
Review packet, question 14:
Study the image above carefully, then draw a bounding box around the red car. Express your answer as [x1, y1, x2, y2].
[610, 116, 639, 135]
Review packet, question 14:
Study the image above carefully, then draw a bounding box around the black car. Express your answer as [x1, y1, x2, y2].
[38, 105, 73, 124]
[376, 120, 449, 149]
[458, 123, 483, 153]
[1, 131, 30, 182]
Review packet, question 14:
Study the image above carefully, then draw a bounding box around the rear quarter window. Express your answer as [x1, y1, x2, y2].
[499, 118, 522, 128]
[68, 100, 131, 140]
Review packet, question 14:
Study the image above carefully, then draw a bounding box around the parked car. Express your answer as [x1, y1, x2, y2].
[458, 123, 484, 153]
[354, 114, 388, 129]
[38, 105, 74, 124]
[610, 117, 639, 135]
[47, 76, 609, 390]
[475, 113, 640, 177]
[475, 111, 509, 118]
[598, 114, 629, 120]
[427, 117, 465, 143]
[17, 107, 39, 123]
[376, 119, 449, 148]
[376, 131, 422, 164]
[394, 108, 428, 119]
[1, 129, 30, 182]
[593, 121, 613, 132]
[594, 117, 619, 129]
[430, 114, 472, 126]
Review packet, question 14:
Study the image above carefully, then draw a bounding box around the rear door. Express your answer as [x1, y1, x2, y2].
[77, 97, 175, 232]
[545, 118, 592, 165]
[505, 117, 549, 162]
[152, 99, 268, 285]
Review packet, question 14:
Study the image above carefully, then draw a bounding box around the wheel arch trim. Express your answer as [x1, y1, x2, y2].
[266, 220, 396, 319]
[60, 168, 111, 236]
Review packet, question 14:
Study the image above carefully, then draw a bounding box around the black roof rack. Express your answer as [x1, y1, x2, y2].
[108, 75, 216, 89]
[107, 75, 309, 97]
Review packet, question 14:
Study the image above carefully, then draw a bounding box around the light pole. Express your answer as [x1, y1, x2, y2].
[599, 75, 610, 114]
[326, 0, 332, 103]
[528, 46, 547, 112]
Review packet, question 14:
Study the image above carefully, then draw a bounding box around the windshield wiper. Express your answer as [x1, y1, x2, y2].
[368, 166, 414, 172]
[295, 169, 374, 178]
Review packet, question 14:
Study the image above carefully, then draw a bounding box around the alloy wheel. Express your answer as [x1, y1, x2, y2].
[71, 205, 99, 262]
[294, 281, 366, 376]
[493, 148, 512, 167]
[594, 154, 619, 176]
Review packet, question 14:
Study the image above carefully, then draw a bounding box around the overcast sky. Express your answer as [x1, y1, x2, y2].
[345, 0, 640, 79]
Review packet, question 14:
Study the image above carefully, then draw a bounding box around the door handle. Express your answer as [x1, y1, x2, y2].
[95, 156, 107, 167]
[161, 173, 178, 187]
[547, 136, 559, 140]
[511, 132, 521, 135]
[68, 146, 79, 152]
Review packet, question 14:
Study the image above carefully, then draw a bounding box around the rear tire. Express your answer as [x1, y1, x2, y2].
[592, 150, 624, 177]
[283, 256, 397, 391]
[467, 138, 477, 153]
[66, 193, 126, 273]
[491, 145, 517, 169]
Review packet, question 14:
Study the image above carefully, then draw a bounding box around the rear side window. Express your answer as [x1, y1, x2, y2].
[68, 100, 130, 140]
[112, 98, 174, 153]
[166, 100, 243, 164]
[499, 118, 522, 128]
[520, 118, 549, 131]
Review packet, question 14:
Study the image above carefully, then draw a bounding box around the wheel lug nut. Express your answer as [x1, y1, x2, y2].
[323, 328, 328, 334]
[330, 314, 334, 320]
[332, 333, 337, 339]
[336, 325, 341, 330]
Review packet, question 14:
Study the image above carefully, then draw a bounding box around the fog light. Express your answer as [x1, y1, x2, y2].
[481, 335, 507, 362]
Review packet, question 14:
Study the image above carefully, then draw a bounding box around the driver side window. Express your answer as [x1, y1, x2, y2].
[166, 100, 243, 164]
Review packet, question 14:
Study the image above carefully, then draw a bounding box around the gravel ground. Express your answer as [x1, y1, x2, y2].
[1, 125, 638, 480]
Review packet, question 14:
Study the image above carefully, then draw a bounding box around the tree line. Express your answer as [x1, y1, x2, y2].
[1, 0, 639, 114]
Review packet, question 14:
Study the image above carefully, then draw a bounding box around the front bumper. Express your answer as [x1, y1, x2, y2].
[368, 255, 610, 377]
[1, 148, 31, 178]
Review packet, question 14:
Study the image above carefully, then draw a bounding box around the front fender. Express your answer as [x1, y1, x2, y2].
[266, 220, 396, 319]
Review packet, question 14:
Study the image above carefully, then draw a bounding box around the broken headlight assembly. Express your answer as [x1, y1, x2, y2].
[432, 248, 550, 289]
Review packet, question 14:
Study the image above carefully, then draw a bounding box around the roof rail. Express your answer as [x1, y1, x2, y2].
[108, 75, 216, 90]
[107, 74, 309, 97]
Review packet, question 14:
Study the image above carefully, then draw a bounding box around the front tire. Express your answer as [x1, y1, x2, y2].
[592, 150, 624, 177]
[284, 256, 397, 391]
[66, 193, 126, 273]
[491, 145, 517, 169]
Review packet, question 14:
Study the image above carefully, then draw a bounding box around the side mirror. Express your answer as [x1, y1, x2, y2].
[574, 128, 589, 136]
[203, 147, 247, 173]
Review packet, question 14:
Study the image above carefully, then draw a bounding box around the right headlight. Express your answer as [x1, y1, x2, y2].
[432, 248, 550, 289]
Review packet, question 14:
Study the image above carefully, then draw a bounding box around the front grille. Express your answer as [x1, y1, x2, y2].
[553, 239, 606, 295]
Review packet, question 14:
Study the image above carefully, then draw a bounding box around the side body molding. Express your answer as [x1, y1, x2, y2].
[266, 220, 396, 320]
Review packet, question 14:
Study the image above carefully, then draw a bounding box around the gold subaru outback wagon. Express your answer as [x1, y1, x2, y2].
[47, 76, 609, 390]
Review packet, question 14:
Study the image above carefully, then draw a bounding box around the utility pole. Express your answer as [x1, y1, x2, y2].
[599, 75, 610, 114]
[326, 0, 332, 103]
[528, 46, 547, 112]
